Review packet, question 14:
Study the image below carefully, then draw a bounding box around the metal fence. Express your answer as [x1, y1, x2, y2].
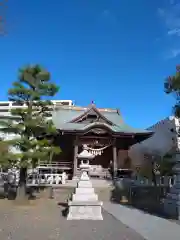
[131, 175, 176, 187]
[112, 175, 176, 216]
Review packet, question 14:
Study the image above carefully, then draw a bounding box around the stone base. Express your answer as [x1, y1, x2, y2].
[67, 201, 103, 220]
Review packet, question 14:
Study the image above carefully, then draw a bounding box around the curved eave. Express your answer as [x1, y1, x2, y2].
[58, 126, 154, 139]
[133, 131, 154, 142]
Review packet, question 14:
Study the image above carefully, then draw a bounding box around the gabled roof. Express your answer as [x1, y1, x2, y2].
[70, 104, 114, 125]
[52, 104, 153, 137]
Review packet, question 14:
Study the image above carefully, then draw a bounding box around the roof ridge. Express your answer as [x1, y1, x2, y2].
[54, 105, 119, 113]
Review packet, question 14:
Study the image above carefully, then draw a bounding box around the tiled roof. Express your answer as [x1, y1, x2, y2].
[52, 105, 152, 135]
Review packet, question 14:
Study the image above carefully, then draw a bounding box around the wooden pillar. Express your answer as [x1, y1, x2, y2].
[73, 137, 78, 177]
[113, 140, 118, 178]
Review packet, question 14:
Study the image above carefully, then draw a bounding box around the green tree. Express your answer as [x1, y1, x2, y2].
[0, 139, 16, 171]
[164, 65, 180, 117]
[159, 153, 175, 176]
[0, 64, 61, 197]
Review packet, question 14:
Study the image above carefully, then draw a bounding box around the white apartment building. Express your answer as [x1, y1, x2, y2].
[0, 100, 74, 149]
[0, 100, 74, 118]
[128, 116, 180, 167]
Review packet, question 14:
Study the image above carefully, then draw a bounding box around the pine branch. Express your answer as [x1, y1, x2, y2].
[165, 65, 180, 117]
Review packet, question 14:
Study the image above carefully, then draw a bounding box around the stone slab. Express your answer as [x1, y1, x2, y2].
[78, 181, 92, 188]
[72, 193, 98, 201]
[75, 188, 94, 194]
[67, 205, 103, 220]
[68, 201, 103, 206]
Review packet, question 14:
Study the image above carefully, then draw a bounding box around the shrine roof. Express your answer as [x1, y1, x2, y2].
[52, 105, 123, 125]
[52, 105, 153, 136]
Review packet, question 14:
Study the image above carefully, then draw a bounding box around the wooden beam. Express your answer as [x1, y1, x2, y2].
[112, 139, 118, 177]
[73, 136, 78, 177]
[79, 135, 111, 139]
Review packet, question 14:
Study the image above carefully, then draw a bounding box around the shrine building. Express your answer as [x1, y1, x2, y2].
[49, 103, 153, 178]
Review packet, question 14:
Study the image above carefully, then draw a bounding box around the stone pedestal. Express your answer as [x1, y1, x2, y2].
[164, 152, 180, 219]
[67, 201, 103, 220]
[67, 171, 103, 220]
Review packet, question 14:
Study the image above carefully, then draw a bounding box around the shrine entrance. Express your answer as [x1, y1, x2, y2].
[77, 140, 113, 169]
[88, 146, 112, 168]
[75, 136, 115, 179]
[51, 103, 153, 179]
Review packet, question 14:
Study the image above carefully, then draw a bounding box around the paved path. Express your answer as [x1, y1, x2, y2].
[103, 202, 180, 240]
[0, 192, 145, 240]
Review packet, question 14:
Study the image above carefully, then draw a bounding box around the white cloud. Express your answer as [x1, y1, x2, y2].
[158, 1, 180, 58]
[168, 28, 180, 35]
[158, 2, 180, 37]
[171, 48, 180, 57]
[166, 48, 180, 58]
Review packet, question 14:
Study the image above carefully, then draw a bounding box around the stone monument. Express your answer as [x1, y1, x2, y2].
[164, 151, 180, 219]
[67, 146, 103, 220]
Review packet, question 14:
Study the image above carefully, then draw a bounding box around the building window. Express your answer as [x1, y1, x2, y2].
[61, 102, 71, 106]
[0, 103, 9, 107]
[0, 109, 9, 112]
[12, 102, 24, 106]
[170, 128, 174, 132]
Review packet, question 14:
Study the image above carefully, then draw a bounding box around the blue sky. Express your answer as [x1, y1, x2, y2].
[1, 0, 180, 128]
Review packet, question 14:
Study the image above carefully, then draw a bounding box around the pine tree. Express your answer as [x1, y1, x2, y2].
[0, 64, 61, 196]
[0, 139, 17, 171]
[164, 65, 180, 117]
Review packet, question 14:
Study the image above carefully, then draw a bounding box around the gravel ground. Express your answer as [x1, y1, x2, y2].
[0, 189, 145, 240]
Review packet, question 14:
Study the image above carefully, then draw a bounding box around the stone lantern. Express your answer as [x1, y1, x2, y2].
[77, 144, 95, 175]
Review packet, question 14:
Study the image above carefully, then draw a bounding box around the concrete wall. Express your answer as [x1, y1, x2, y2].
[128, 116, 179, 167]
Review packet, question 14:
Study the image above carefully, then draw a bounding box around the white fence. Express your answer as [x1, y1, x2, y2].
[26, 172, 68, 185]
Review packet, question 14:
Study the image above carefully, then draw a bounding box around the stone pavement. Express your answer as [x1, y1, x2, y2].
[0, 198, 145, 240]
[103, 202, 180, 240]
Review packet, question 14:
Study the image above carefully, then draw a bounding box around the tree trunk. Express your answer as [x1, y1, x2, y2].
[151, 162, 157, 186]
[16, 167, 27, 200]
